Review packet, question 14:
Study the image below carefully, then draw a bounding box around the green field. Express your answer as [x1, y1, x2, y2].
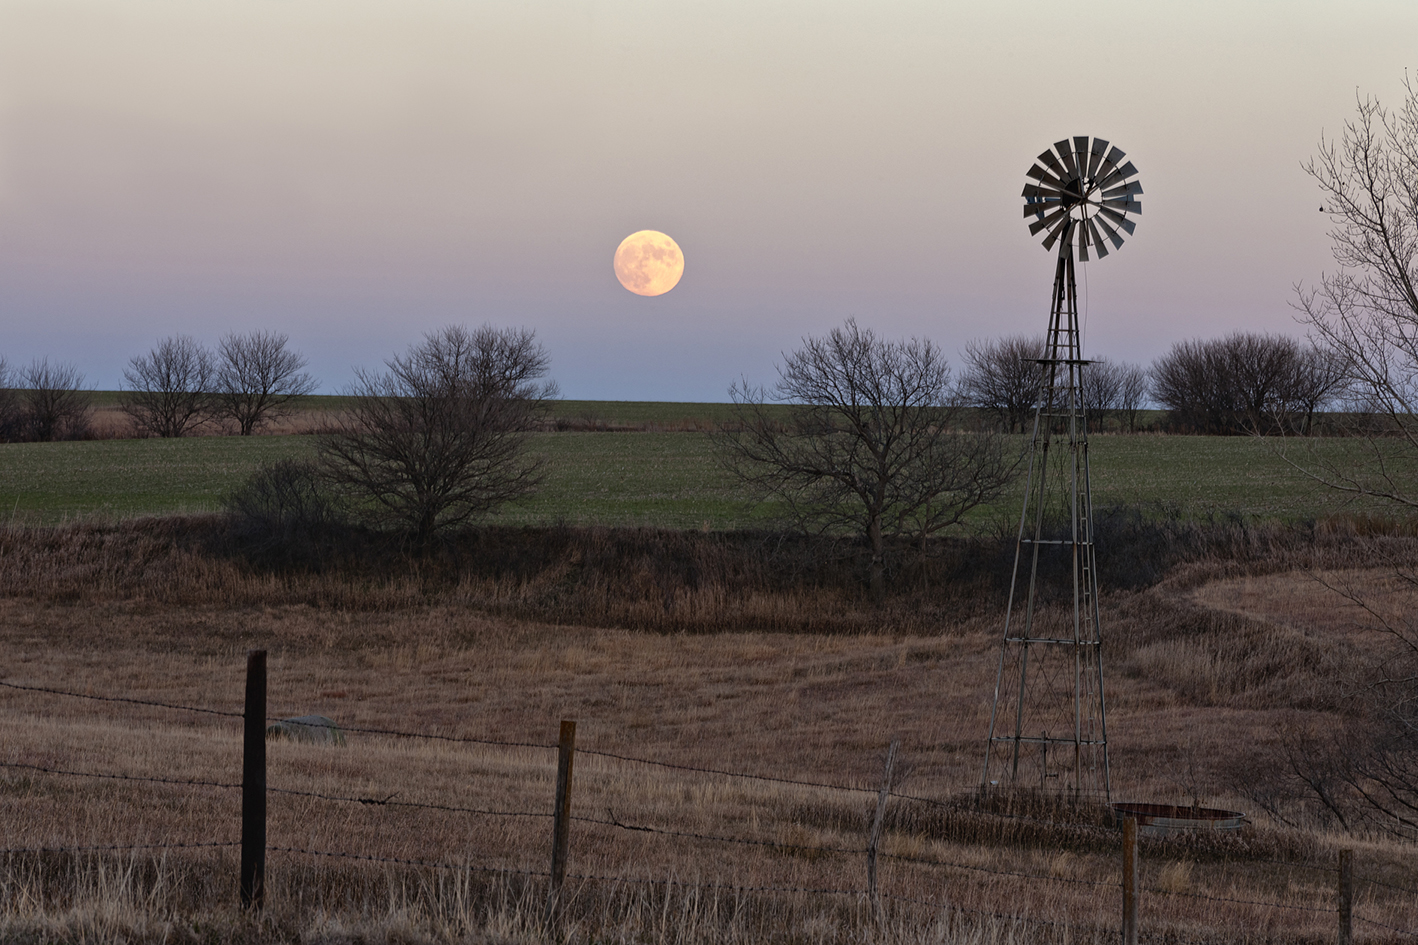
[0, 424, 1400, 529]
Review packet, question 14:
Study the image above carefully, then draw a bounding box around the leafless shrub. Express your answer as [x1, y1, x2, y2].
[212, 331, 317, 435]
[320, 324, 556, 543]
[119, 335, 216, 438]
[1150, 333, 1342, 435]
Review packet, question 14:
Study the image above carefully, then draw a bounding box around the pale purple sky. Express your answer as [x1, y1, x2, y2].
[1, 0, 1415, 399]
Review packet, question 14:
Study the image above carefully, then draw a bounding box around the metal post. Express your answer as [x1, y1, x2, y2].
[545, 720, 577, 928]
[1338, 848, 1353, 945]
[867, 739, 899, 922]
[1121, 815, 1138, 945]
[240, 649, 267, 911]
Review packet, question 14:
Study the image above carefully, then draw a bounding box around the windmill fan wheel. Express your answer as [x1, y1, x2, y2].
[1022, 136, 1142, 261]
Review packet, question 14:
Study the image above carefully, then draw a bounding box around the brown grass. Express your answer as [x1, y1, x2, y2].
[3, 518, 1418, 942]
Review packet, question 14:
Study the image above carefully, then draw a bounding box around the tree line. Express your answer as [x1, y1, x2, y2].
[0, 331, 316, 443]
[958, 331, 1347, 436]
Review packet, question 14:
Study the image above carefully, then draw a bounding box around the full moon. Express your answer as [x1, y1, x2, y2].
[613, 230, 684, 297]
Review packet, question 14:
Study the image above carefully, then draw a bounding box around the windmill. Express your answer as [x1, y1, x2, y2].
[981, 136, 1141, 802]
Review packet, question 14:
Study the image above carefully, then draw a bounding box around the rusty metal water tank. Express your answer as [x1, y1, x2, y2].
[1111, 802, 1246, 838]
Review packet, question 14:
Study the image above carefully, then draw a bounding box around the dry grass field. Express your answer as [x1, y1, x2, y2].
[2, 516, 1418, 943]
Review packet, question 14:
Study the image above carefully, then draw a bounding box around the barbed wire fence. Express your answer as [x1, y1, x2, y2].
[1, 657, 1413, 944]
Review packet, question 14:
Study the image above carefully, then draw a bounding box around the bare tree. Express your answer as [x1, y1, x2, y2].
[0, 357, 20, 442]
[1270, 78, 1418, 836]
[958, 335, 1043, 433]
[1286, 345, 1349, 435]
[19, 359, 93, 442]
[1295, 76, 1418, 502]
[716, 319, 1019, 598]
[320, 324, 557, 543]
[120, 335, 216, 438]
[213, 331, 317, 435]
[1081, 360, 1125, 433]
[1116, 362, 1150, 433]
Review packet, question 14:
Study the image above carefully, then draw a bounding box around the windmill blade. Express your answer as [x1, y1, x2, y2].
[1073, 136, 1091, 172]
[1042, 219, 1070, 251]
[1102, 180, 1143, 198]
[1096, 215, 1125, 249]
[1037, 150, 1066, 175]
[1054, 140, 1078, 176]
[1024, 178, 1069, 198]
[1029, 206, 1069, 235]
[1078, 220, 1091, 261]
[1105, 145, 1126, 166]
[1024, 201, 1060, 218]
[1087, 217, 1110, 258]
[1027, 164, 1071, 192]
[1023, 183, 1067, 200]
[1086, 147, 1105, 181]
[1097, 160, 1139, 190]
[1101, 198, 1142, 214]
[1097, 205, 1137, 235]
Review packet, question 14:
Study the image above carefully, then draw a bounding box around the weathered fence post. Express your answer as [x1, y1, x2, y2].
[1338, 848, 1353, 945]
[241, 649, 267, 911]
[1121, 815, 1139, 945]
[867, 738, 899, 922]
[545, 719, 577, 929]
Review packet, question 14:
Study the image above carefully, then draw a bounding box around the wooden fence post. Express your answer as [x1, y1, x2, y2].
[867, 738, 899, 922]
[545, 720, 577, 929]
[1121, 815, 1138, 945]
[1338, 848, 1353, 945]
[240, 649, 267, 911]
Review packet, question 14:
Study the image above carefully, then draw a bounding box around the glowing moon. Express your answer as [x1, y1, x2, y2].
[613, 230, 684, 297]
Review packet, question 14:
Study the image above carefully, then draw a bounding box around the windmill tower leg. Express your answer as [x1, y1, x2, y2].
[982, 228, 1110, 803]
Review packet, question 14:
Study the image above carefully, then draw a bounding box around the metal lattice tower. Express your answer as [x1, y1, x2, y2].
[982, 136, 1141, 802]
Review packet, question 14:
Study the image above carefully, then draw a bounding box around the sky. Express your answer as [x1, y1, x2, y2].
[1, 0, 1415, 401]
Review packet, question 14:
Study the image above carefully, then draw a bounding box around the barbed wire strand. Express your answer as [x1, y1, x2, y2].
[881, 849, 1119, 888]
[1360, 873, 1418, 896]
[1142, 885, 1335, 914]
[0, 841, 238, 855]
[874, 891, 1075, 931]
[267, 784, 552, 820]
[575, 811, 862, 857]
[1, 761, 240, 791]
[578, 747, 873, 795]
[5, 761, 561, 821]
[270, 846, 550, 878]
[0, 679, 553, 751]
[322, 722, 554, 752]
[0, 679, 242, 718]
[1356, 913, 1418, 937]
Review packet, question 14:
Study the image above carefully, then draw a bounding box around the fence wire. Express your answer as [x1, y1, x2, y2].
[0, 760, 240, 791]
[1357, 913, 1418, 937]
[881, 849, 1119, 888]
[578, 810, 862, 857]
[0, 841, 238, 855]
[578, 746, 874, 795]
[1141, 885, 1336, 915]
[0, 679, 242, 718]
